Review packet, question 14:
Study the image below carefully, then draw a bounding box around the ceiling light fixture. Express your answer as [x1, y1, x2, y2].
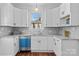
[34, 3, 39, 12]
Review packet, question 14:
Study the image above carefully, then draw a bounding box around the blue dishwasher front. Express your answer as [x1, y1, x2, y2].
[19, 36, 31, 51]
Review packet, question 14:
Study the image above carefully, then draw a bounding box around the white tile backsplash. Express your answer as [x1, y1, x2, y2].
[58, 26, 79, 39]
[9, 26, 79, 39]
[17, 27, 58, 35]
[42, 27, 58, 35]
[0, 26, 12, 36]
[16, 27, 29, 34]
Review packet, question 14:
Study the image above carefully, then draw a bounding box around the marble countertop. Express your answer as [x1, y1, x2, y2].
[0, 34, 79, 40]
[53, 35, 79, 40]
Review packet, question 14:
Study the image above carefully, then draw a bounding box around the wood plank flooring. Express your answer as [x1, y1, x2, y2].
[16, 51, 56, 56]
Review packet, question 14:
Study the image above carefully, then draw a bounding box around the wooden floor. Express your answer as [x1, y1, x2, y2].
[16, 51, 56, 56]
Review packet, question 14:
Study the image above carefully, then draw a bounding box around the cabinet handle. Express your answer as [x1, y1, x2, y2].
[62, 11, 64, 15]
[38, 40, 41, 43]
[55, 42, 56, 45]
[14, 43, 16, 46]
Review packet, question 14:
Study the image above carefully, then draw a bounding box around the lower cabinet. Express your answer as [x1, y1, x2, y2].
[31, 36, 54, 52]
[62, 40, 79, 56]
[31, 36, 48, 52]
[0, 36, 19, 56]
[53, 37, 61, 56]
[48, 37, 54, 52]
[14, 36, 19, 55]
[53, 36, 79, 56]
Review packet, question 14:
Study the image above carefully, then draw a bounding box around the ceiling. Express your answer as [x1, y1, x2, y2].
[11, 3, 61, 9]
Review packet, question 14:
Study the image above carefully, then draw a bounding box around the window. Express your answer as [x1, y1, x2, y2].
[32, 13, 41, 22]
[32, 12, 41, 28]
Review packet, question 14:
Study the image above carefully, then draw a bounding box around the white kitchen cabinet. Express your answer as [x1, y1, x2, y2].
[60, 4, 70, 18]
[13, 7, 28, 27]
[0, 36, 19, 56]
[53, 37, 61, 56]
[31, 36, 48, 52]
[14, 36, 19, 55]
[46, 7, 60, 27]
[0, 4, 14, 26]
[53, 36, 79, 56]
[31, 36, 40, 51]
[13, 7, 22, 27]
[62, 39, 79, 56]
[40, 37, 48, 51]
[27, 9, 32, 28]
[21, 10, 28, 27]
[0, 3, 28, 27]
[48, 37, 54, 52]
[60, 3, 79, 26]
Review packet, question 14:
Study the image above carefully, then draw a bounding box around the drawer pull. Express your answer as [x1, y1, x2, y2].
[38, 41, 41, 43]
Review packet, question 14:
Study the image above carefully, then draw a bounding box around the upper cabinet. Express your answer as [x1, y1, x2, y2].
[60, 4, 70, 18]
[0, 4, 14, 26]
[60, 3, 79, 26]
[13, 7, 28, 27]
[46, 3, 79, 27]
[46, 7, 60, 27]
[1, 3, 79, 27]
[70, 3, 79, 26]
[0, 3, 28, 27]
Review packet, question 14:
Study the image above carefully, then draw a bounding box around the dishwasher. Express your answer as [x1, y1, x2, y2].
[19, 36, 31, 51]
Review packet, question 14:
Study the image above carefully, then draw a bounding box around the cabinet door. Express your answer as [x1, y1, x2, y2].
[65, 3, 70, 16]
[62, 40, 78, 56]
[46, 9, 53, 27]
[14, 8, 22, 27]
[52, 7, 60, 27]
[0, 37, 14, 56]
[27, 9, 32, 27]
[1, 4, 14, 26]
[55, 38, 61, 56]
[71, 4, 79, 26]
[60, 3, 70, 18]
[31, 36, 40, 52]
[60, 4, 66, 17]
[14, 8, 28, 27]
[53, 37, 61, 56]
[14, 36, 19, 55]
[21, 10, 27, 27]
[40, 37, 48, 52]
[48, 37, 54, 52]
[46, 7, 60, 27]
